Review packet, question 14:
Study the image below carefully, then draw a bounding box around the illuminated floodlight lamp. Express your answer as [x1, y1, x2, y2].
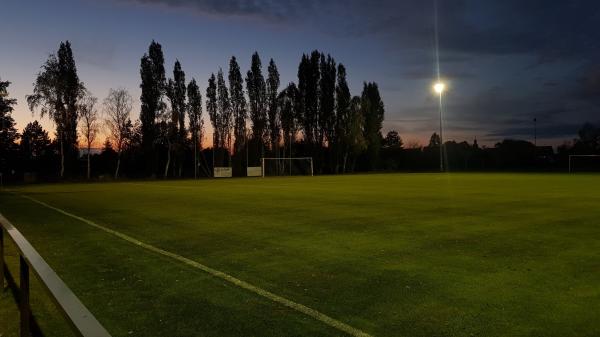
[433, 82, 446, 94]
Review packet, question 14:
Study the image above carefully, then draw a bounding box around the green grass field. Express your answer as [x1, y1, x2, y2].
[1, 173, 599, 337]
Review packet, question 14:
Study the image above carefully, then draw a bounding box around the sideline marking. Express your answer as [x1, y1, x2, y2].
[19, 194, 373, 337]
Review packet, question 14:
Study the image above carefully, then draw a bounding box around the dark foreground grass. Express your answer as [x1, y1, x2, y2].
[0, 173, 599, 337]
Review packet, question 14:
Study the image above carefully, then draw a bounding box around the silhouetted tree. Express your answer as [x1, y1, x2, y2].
[166, 60, 187, 177]
[19, 120, 55, 179]
[319, 53, 336, 149]
[217, 68, 232, 152]
[335, 64, 351, 172]
[361, 82, 384, 169]
[266, 58, 280, 153]
[297, 51, 320, 146]
[344, 96, 366, 172]
[0, 78, 19, 177]
[493, 139, 536, 169]
[206, 73, 218, 170]
[383, 130, 403, 149]
[575, 122, 600, 153]
[229, 56, 247, 157]
[104, 88, 133, 178]
[279, 83, 299, 158]
[0, 78, 17, 118]
[246, 52, 267, 161]
[20, 121, 51, 160]
[78, 90, 99, 179]
[139, 41, 166, 174]
[428, 133, 441, 147]
[187, 78, 203, 178]
[27, 41, 84, 178]
[99, 138, 117, 174]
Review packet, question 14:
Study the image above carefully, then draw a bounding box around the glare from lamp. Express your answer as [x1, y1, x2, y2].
[433, 82, 445, 94]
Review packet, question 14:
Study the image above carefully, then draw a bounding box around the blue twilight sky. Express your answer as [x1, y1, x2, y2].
[1, 0, 599, 147]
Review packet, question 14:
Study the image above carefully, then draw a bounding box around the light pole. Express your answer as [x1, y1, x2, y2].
[433, 81, 446, 172]
[533, 117, 537, 147]
[533, 117, 537, 162]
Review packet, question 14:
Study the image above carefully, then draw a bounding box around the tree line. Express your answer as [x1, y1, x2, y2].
[1, 41, 599, 182]
[378, 126, 600, 172]
[0, 40, 385, 181]
[136, 42, 384, 178]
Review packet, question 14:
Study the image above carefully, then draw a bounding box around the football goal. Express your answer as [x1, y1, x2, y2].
[569, 155, 600, 173]
[261, 157, 313, 177]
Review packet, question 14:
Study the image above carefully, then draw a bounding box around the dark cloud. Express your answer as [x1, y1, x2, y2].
[574, 64, 600, 103]
[116, 0, 600, 60]
[486, 123, 583, 139]
[310, 1, 598, 61]
[116, 0, 314, 21]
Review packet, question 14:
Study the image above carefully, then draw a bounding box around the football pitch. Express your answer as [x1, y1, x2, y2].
[1, 173, 599, 337]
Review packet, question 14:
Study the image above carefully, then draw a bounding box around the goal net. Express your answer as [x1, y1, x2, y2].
[261, 157, 313, 177]
[569, 155, 600, 173]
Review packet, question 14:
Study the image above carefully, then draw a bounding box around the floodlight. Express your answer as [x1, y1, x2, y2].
[433, 82, 445, 94]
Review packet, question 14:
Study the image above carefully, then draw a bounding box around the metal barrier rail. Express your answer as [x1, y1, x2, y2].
[0, 213, 111, 337]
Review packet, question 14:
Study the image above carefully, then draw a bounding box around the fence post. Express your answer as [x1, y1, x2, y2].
[20, 255, 31, 337]
[1, 228, 4, 290]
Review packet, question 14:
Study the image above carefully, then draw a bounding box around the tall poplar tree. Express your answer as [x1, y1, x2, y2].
[344, 96, 366, 172]
[266, 58, 280, 153]
[216, 69, 232, 152]
[139, 40, 166, 173]
[335, 63, 351, 172]
[297, 51, 320, 146]
[246, 52, 267, 152]
[229, 56, 247, 156]
[361, 82, 385, 169]
[166, 60, 187, 177]
[187, 78, 203, 178]
[319, 54, 336, 148]
[278, 82, 299, 158]
[206, 73, 218, 153]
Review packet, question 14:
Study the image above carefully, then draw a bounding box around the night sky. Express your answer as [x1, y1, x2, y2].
[2, 0, 599, 147]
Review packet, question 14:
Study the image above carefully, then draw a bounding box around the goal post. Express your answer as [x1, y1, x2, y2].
[569, 155, 600, 173]
[261, 157, 313, 177]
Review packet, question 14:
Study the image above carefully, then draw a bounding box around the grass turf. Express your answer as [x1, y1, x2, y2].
[0, 173, 599, 337]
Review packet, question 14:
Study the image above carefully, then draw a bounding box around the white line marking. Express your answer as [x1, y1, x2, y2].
[19, 194, 373, 337]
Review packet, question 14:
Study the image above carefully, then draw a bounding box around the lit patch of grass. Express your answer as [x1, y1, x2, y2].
[1, 173, 599, 336]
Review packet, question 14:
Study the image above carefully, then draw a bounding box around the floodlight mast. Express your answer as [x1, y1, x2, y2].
[433, 82, 446, 172]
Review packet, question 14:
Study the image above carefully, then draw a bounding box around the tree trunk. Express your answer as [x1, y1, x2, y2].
[178, 150, 182, 178]
[164, 143, 171, 179]
[115, 152, 121, 179]
[59, 137, 65, 178]
[282, 141, 286, 176]
[194, 136, 198, 179]
[87, 142, 91, 179]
